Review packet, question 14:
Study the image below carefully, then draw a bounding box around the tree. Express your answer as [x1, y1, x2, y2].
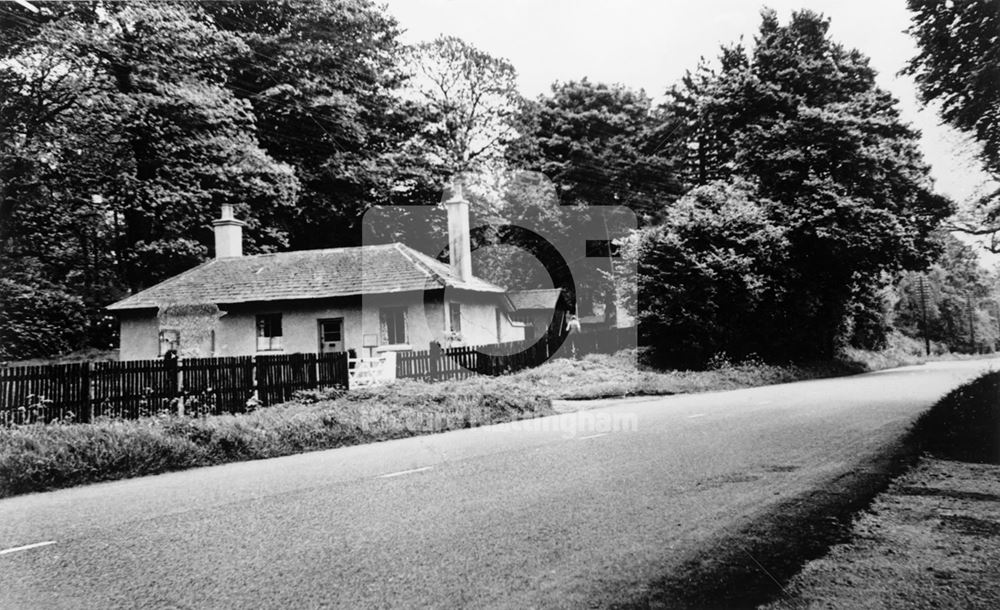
[0, 1, 297, 357]
[894, 235, 1000, 353]
[904, 0, 1000, 250]
[203, 0, 429, 250]
[510, 78, 684, 224]
[628, 179, 788, 367]
[407, 35, 524, 177]
[661, 9, 953, 359]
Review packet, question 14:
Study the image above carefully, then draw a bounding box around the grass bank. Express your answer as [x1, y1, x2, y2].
[0, 380, 551, 498]
[487, 351, 862, 401]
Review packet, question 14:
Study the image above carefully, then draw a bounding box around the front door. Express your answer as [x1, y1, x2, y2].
[318, 318, 344, 353]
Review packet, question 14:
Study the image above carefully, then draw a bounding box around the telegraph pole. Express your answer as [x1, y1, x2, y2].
[919, 275, 930, 356]
[965, 293, 975, 354]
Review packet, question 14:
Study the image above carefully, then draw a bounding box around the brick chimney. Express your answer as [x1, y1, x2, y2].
[445, 184, 472, 282]
[212, 204, 245, 258]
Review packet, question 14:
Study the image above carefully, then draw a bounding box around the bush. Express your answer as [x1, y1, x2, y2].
[916, 372, 1000, 464]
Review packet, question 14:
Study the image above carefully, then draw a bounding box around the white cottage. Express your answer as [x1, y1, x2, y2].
[108, 197, 524, 360]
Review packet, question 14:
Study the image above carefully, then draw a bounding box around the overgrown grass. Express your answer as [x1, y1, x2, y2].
[0, 381, 551, 498]
[476, 350, 860, 401]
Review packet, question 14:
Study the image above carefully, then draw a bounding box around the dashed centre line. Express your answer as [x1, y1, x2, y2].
[0, 541, 57, 556]
[687, 413, 707, 419]
[377, 466, 433, 479]
[579, 433, 609, 440]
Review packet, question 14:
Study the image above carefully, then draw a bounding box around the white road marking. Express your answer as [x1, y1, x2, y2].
[687, 413, 707, 419]
[0, 541, 56, 556]
[377, 466, 433, 479]
[579, 433, 609, 440]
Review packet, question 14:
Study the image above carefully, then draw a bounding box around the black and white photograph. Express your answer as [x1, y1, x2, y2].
[1, 0, 998, 607]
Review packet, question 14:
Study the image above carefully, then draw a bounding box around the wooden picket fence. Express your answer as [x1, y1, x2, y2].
[397, 326, 636, 382]
[0, 352, 349, 425]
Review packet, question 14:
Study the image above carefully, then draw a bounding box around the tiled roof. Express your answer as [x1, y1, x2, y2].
[108, 243, 505, 311]
[507, 288, 563, 311]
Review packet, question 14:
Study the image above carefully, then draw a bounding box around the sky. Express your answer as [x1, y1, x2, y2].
[382, 0, 993, 211]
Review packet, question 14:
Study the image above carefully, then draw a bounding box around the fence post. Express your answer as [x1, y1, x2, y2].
[250, 355, 259, 405]
[84, 361, 94, 423]
[175, 358, 185, 417]
[429, 341, 441, 382]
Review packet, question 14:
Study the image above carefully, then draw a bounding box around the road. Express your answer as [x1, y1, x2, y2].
[1, 358, 997, 609]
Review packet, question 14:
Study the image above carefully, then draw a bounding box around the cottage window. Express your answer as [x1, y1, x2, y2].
[256, 314, 283, 351]
[449, 303, 462, 333]
[379, 307, 407, 345]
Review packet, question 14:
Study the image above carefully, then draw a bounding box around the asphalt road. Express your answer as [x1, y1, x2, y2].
[1, 358, 997, 609]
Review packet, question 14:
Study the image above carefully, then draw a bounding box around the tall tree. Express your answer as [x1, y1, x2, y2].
[658, 9, 952, 359]
[0, 1, 297, 357]
[203, 0, 427, 250]
[407, 35, 524, 177]
[904, 0, 1000, 250]
[510, 78, 684, 224]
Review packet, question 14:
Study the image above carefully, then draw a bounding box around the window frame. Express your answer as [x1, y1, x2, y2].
[379, 306, 408, 346]
[449, 302, 462, 333]
[256, 313, 284, 352]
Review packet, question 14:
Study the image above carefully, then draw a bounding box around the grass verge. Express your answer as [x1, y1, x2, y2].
[0, 380, 551, 498]
[487, 351, 862, 401]
[760, 371, 1000, 609]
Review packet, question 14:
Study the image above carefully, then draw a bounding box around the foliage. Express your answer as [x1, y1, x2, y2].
[627, 179, 788, 366]
[407, 35, 524, 176]
[0, 1, 298, 357]
[509, 78, 683, 224]
[653, 9, 952, 360]
[0, 276, 88, 360]
[903, 0, 1000, 249]
[893, 235, 1000, 353]
[203, 0, 431, 250]
[904, 0, 1000, 177]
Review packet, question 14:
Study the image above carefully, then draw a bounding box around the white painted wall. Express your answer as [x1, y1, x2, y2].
[114, 290, 523, 360]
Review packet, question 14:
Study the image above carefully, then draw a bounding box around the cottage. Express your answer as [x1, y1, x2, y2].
[108, 197, 524, 360]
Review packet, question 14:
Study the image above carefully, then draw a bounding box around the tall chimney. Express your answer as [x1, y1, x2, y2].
[212, 203, 245, 258]
[445, 184, 472, 282]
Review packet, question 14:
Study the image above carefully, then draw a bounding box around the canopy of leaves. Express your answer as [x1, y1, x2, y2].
[904, 0, 1000, 177]
[904, 0, 1000, 246]
[628, 179, 788, 367]
[407, 35, 524, 177]
[654, 9, 953, 359]
[509, 78, 684, 224]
